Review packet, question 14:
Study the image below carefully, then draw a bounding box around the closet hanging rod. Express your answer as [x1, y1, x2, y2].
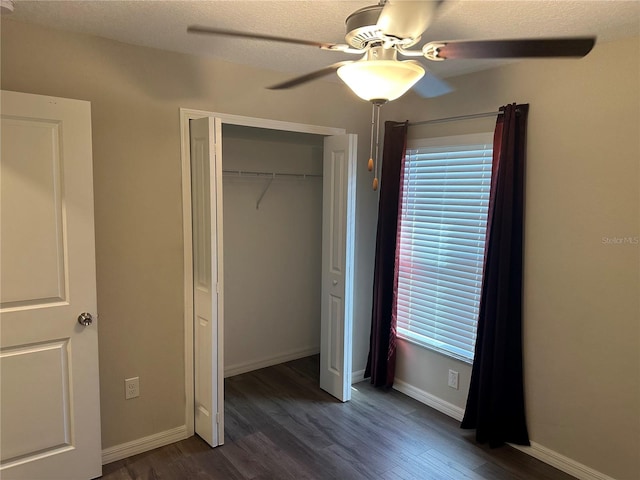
[222, 169, 322, 179]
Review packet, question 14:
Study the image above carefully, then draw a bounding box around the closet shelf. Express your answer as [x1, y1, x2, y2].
[222, 169, 322, 179]
[221, 170, 321, 210]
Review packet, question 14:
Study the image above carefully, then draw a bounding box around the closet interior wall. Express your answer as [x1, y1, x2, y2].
[222, 125, 324, 376]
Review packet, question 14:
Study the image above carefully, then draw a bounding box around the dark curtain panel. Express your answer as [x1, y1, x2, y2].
[365, 120, 408, 388]
[461, 103, 530, 447]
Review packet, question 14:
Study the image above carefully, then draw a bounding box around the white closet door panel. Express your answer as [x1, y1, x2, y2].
[320, 134, 356, 402]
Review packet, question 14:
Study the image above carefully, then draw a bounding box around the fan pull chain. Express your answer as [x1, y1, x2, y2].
[372, 102, 382, 191]
[368, 103, 375, 173]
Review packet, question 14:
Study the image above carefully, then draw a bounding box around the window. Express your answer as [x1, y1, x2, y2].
[396, 133, 493, 363]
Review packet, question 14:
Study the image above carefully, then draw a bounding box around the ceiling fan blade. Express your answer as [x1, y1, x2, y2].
[377, 0, 444, 40]
[432, 37, 596, 60]
[412, 71, 454, 98]
[267, 62, 353, 90]
[187, 25, 346, 50]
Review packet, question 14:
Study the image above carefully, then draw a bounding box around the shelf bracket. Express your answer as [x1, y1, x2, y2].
[256, 174, 275, 210]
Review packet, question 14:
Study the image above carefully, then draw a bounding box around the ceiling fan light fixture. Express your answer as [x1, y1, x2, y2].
[337, 60, 425, 102]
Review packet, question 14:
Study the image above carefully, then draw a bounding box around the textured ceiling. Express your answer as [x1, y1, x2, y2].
[5, 0, 640, 81]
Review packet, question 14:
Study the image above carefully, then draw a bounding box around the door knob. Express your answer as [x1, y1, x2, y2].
[77, 312, 93, 326]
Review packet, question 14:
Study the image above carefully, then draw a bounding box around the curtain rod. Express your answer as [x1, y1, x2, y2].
[405, 111, 502, 127]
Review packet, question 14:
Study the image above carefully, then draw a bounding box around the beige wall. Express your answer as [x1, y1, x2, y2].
[1, 19, 378, 449]
[387, 35, 640, 480]
[222, 127, 324, 373]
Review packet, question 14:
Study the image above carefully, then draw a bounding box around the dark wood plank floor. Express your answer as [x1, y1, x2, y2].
[102, 355, 574, 480]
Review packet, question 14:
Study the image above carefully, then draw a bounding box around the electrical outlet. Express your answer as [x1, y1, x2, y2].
[125, 377, 139, 399]
[448, 370, 459, 390]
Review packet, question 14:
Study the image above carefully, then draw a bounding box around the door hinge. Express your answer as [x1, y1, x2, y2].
[215, 283, 220, 294]
[216, 412, 220, 424]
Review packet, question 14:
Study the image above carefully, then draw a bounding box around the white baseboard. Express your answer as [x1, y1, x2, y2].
[351, 369, 366, 384]
[510, 442, 616, 480]
[101, 425, 189, 465]
[393, 378, 465, 421]
[224, 346, 320, 378]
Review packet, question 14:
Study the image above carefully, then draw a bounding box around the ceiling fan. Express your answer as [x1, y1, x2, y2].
[187, 0, 595, 104]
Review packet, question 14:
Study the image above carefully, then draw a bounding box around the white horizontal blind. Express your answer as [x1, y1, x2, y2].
[396, 133, 493, 362]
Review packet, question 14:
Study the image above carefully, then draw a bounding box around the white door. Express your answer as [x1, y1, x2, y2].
[0, 91, 102, 479]
[189, 117, 222, 447]
[320, 134, 357, 402]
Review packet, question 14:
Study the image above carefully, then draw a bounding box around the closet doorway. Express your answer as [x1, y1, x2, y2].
[180, 109, 357, 449]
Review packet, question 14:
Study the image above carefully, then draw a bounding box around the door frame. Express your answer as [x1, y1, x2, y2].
[180, 108, 348, 442]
